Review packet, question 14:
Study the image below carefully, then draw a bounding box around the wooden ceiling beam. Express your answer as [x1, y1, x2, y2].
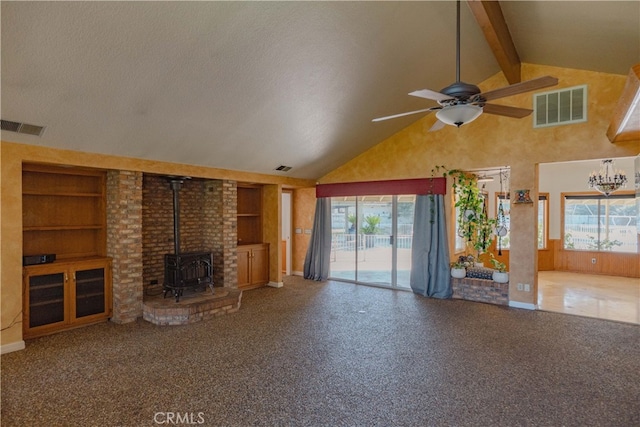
[467, 0, 521, 84]
[607, 64, 640, 143]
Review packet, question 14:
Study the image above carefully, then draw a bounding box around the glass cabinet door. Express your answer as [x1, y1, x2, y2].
[28, 272, 66, 328]
[74, 267, 106, 319]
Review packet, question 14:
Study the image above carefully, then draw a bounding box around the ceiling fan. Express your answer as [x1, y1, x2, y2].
[372, 0, 558, 131]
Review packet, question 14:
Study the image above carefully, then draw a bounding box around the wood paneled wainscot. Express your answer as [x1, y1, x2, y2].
[23, 257, 113, 339]
[237, 244, 269, 290]
[552, 240, 639, 278]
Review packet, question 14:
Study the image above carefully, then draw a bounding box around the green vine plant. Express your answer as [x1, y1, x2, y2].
[431, 167, 497, 260]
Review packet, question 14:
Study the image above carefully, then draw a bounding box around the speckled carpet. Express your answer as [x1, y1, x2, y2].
[2, 276, 639, 427]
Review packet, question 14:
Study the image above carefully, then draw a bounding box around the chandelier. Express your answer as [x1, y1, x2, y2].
[587, 159, 628, 196]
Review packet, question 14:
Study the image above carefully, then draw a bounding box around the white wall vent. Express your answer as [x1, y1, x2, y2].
[0, 119, 46, 136]
[533, 85, 587, 128]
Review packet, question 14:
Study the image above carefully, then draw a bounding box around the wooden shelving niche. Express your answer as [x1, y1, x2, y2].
[22, 163, 112, 338]
[237, 184, 269, 289]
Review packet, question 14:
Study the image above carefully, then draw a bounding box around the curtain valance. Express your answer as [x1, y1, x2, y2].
[316, 177, 446, 198]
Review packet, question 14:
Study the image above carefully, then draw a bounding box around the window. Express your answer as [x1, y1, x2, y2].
[562, 193, 637, 253]
[496, 193, 549, 250]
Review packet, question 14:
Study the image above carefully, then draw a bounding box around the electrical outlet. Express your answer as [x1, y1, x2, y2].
[524, 283, 531, 292]
[517, 283, 523, 291]
[591, 258, 596, 264]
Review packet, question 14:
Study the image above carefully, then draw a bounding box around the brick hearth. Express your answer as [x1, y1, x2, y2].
[143, 288, 242, 326]
[451, 277, 509, 306]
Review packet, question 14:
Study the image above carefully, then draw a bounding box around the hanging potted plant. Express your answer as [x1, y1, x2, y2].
[473, 213, 496, 265]
[490, 256, 509, 283]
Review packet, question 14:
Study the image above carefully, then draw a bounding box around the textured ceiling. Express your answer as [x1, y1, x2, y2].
[1, 1, 639, 179]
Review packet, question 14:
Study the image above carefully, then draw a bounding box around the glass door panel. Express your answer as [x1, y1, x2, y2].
[357, 197, 393, 285]
[330, 198, 356, 281]
[75, 267, 106, 318]
[396, 196, 415, 288]
[28, 272, 66, 328]
[330, 195, 415, 288]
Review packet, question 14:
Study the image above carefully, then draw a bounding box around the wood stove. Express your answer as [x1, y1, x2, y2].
[163, 177, 214, 302]
[164, 252, 213, 302]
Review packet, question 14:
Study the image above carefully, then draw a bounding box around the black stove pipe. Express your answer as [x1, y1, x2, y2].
[169, 179, 184, 256]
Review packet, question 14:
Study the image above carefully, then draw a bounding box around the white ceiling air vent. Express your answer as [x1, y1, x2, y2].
[0, 119, 46, 136]
[533, 85, 587, 128]
[274, 165, 292, 172]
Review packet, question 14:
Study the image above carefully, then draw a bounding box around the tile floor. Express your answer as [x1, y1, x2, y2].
[537, 270, 640, 325]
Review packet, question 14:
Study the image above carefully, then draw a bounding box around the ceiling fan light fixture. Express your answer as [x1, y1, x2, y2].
[436, 104, 483, 127]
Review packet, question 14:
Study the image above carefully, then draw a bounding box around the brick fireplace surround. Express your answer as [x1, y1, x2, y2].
[106, 171, 239, 324]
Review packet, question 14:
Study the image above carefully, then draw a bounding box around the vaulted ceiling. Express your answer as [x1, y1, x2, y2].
[1, 1, 639, 179]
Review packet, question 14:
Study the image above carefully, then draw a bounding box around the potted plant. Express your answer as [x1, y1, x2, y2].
[490, 256, 509, 283]
[450, 260, 467, 278]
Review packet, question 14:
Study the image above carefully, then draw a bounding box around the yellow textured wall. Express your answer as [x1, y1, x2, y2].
[319, 64, 639, 306]
[0, 142, 313, 349]
[292, 187, 316, 274]
[262, 184, 282, 285]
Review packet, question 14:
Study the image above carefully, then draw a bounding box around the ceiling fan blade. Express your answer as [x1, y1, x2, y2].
[482, 103, 533, 118]
[372, 107, 437, 122]
[480, 76, 558, 101]
[428, 119, 446, 132]
[409, 89, 451, 102]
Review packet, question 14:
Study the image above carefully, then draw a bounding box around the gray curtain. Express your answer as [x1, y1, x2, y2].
[303, 198, 331, 281]
[410, 194, 452, 298]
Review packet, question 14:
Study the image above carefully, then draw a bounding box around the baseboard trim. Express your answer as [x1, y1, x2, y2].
[267, 281, 284, 288]
[292, 271, 304, 277]
[508, 301, 536, 310]
[1, 340, 26, 354]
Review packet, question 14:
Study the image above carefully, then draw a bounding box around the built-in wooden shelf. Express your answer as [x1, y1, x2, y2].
[237, 184, 263, 246]
[23, 191, 103, 197]
[24, 225, 104, 231]
[22, 163, 107, 261]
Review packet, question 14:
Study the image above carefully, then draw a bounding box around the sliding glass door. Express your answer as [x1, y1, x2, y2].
[329, 195, 415, 288]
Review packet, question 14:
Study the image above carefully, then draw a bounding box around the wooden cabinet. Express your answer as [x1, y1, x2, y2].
[237, 184, 262, 245]
[23, 258, 113, 339]
[237, 244, 269, 290]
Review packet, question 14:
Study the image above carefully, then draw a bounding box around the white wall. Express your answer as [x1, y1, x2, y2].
[539, 157, 636, 239]
[475, 156, 637, 240]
